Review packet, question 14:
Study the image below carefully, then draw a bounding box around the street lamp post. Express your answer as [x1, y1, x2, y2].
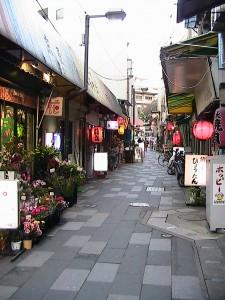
[83, 9, 126, 91]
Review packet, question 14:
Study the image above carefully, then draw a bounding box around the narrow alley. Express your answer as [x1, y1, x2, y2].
[0, 150, 218, 300]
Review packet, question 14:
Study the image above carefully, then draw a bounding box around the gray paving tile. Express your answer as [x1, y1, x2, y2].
[103, 194, 116, 197]
[129, 233, 151, 245]
[79, 241, 106, 255]
[64, 235, 91, 247]
[75, 282, 111, 300]
[143, 265, 171, 286]
[61, 221, 84, 230]
[110, 272, 142, 296]
[50, 269, 89, 291]
[147, 250, 171, 266]
[85, 213, 109, 227]
[172, 275, 204, 299]
[79, 209, 98, 216]
[87, 263, 119, 282]
[98, 248, 126, 264]
[0, 285, 18, 299]
[140, 285, 171, 300]
[17, 251, 54, 267]
[42, 290, 76, 300]
[108, 295, 139, 300]
[69, 256, 97, 270]
[206, 279, 225, 300]
[149, 238, 171, 251]
[111, 188, 122, 191]
[82, 190, 98, 197]
[0, 267, 35, 287]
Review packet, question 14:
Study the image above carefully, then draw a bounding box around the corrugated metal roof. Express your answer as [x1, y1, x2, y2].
[0, 0, 82, 88]
[0, 0, 123, 116]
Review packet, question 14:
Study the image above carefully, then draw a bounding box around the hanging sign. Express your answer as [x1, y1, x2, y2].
[0, 180, 19, 229]
[193, 120, 213, 140]
[107, 121, 118, 130]
[184, 155, 207, 186]
[214, 106, 225, 147]
[45, 97, 63, 117]
[213, 163, 225, 205]
[91, 127, 103, 143]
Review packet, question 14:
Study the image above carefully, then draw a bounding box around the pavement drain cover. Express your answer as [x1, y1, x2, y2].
[179, 214, 205, 221]
[146, 186, 164, 192]
[129, 202, 150, 207]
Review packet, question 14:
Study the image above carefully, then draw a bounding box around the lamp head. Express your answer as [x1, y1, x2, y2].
[105, 9, 126, 21]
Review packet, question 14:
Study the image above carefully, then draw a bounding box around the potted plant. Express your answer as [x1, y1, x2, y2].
[10, 228, 22, 252]
[56, 176, 77, 207]
[0, 230, 8, 252]
[21, 215, 43, 250]
[185, 186, 205, 206]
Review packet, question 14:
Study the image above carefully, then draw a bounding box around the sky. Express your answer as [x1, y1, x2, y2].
[39, 0, 186, 98]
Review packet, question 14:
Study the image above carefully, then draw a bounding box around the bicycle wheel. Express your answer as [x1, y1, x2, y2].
[158, 154, 168, 167]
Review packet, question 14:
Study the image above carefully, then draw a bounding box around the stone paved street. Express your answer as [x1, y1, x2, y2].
[0, 150, 225, 299]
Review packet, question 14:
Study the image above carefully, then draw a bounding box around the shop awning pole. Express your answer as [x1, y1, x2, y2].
[35, 87, 54, 147]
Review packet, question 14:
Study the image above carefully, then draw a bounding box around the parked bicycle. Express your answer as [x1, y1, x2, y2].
[157, 145, 173, 167]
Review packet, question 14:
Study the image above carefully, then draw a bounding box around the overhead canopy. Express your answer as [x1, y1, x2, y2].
[0, 0, 124, 116]
[161, 32, 218, 114]
[177, 0, 225, 23]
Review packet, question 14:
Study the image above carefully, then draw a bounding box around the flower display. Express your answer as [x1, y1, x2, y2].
[22, 215, 43, 239]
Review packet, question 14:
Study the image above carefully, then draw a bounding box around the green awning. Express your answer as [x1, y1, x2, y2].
[168, 93, 194, 114]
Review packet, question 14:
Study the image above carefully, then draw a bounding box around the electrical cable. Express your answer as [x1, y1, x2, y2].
[91, 69, 127, 81]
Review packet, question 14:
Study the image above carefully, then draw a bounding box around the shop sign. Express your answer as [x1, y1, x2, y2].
[107, 121, 118, 130]
[0, 180, 19, 229]
[0, 87, 36, 108]
[214, 106, 225, 148]
[45, 97, 63, 117]
[184, 155, 207, 186]
[213, 164, 225, 205]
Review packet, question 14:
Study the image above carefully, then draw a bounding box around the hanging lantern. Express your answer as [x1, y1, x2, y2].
[214, 106, 225, 147]
[118, 124, 125, 135]
[193, 120, 214, 141]
[166, 122, 175, 131]
[91, 127, 103, 143]
[172, 131, 182, 146]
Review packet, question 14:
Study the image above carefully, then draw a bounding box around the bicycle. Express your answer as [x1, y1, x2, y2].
[157, 145, 173, 167]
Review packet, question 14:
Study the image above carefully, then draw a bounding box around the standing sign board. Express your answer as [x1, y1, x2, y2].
[0, 180, 19, 229]
[94, 153, 108, 171]
[206, 155, 225, 231]
[184, 155, 207, 186]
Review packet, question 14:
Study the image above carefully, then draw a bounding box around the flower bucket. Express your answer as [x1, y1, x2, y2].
[23, 239, 32, 250]
[11, 241, 22, 251]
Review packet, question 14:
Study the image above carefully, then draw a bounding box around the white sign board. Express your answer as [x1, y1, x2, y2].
[45, 97, 63, 117]
[212, 163, 225, 205]
[184, 155, 207, 186]
[94, 152, 108, 171]
[107, 121, 118, 130]
[0, 180, 19, 229]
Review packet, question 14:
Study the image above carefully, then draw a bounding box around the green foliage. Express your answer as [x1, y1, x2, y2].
[32, 146, 60, 179]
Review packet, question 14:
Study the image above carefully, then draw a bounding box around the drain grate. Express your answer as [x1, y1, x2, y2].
[146, 186, 164, 192]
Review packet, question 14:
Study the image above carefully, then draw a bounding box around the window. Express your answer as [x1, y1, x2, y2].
[38, 8, 48, 21]
[136, 95, 142, 100]
[1, 105, 14, 146]
[56, 8, 64, 20]
[145, 96, 152, 100]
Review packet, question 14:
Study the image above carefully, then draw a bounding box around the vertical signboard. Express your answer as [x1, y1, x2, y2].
[0, 180, 19, 229]
[184, 155, 207, 186]
[94, 153, 108, 171]
[213, 163, 225, 205]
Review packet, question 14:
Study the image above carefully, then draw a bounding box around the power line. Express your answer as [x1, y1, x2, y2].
[92, 69, 127, 81]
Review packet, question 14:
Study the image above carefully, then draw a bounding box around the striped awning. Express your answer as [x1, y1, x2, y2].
[168, 93, 194, 114]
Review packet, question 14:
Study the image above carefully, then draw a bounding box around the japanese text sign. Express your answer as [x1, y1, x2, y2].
[184, 155, 207, 186]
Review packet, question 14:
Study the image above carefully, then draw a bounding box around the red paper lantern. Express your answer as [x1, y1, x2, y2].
[172, 131, 182, 146]
[91, 127, 103, 143]
[214, 106, 225, 147]
[193, 120, 213, 141]
[166, 122, 175, 131]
